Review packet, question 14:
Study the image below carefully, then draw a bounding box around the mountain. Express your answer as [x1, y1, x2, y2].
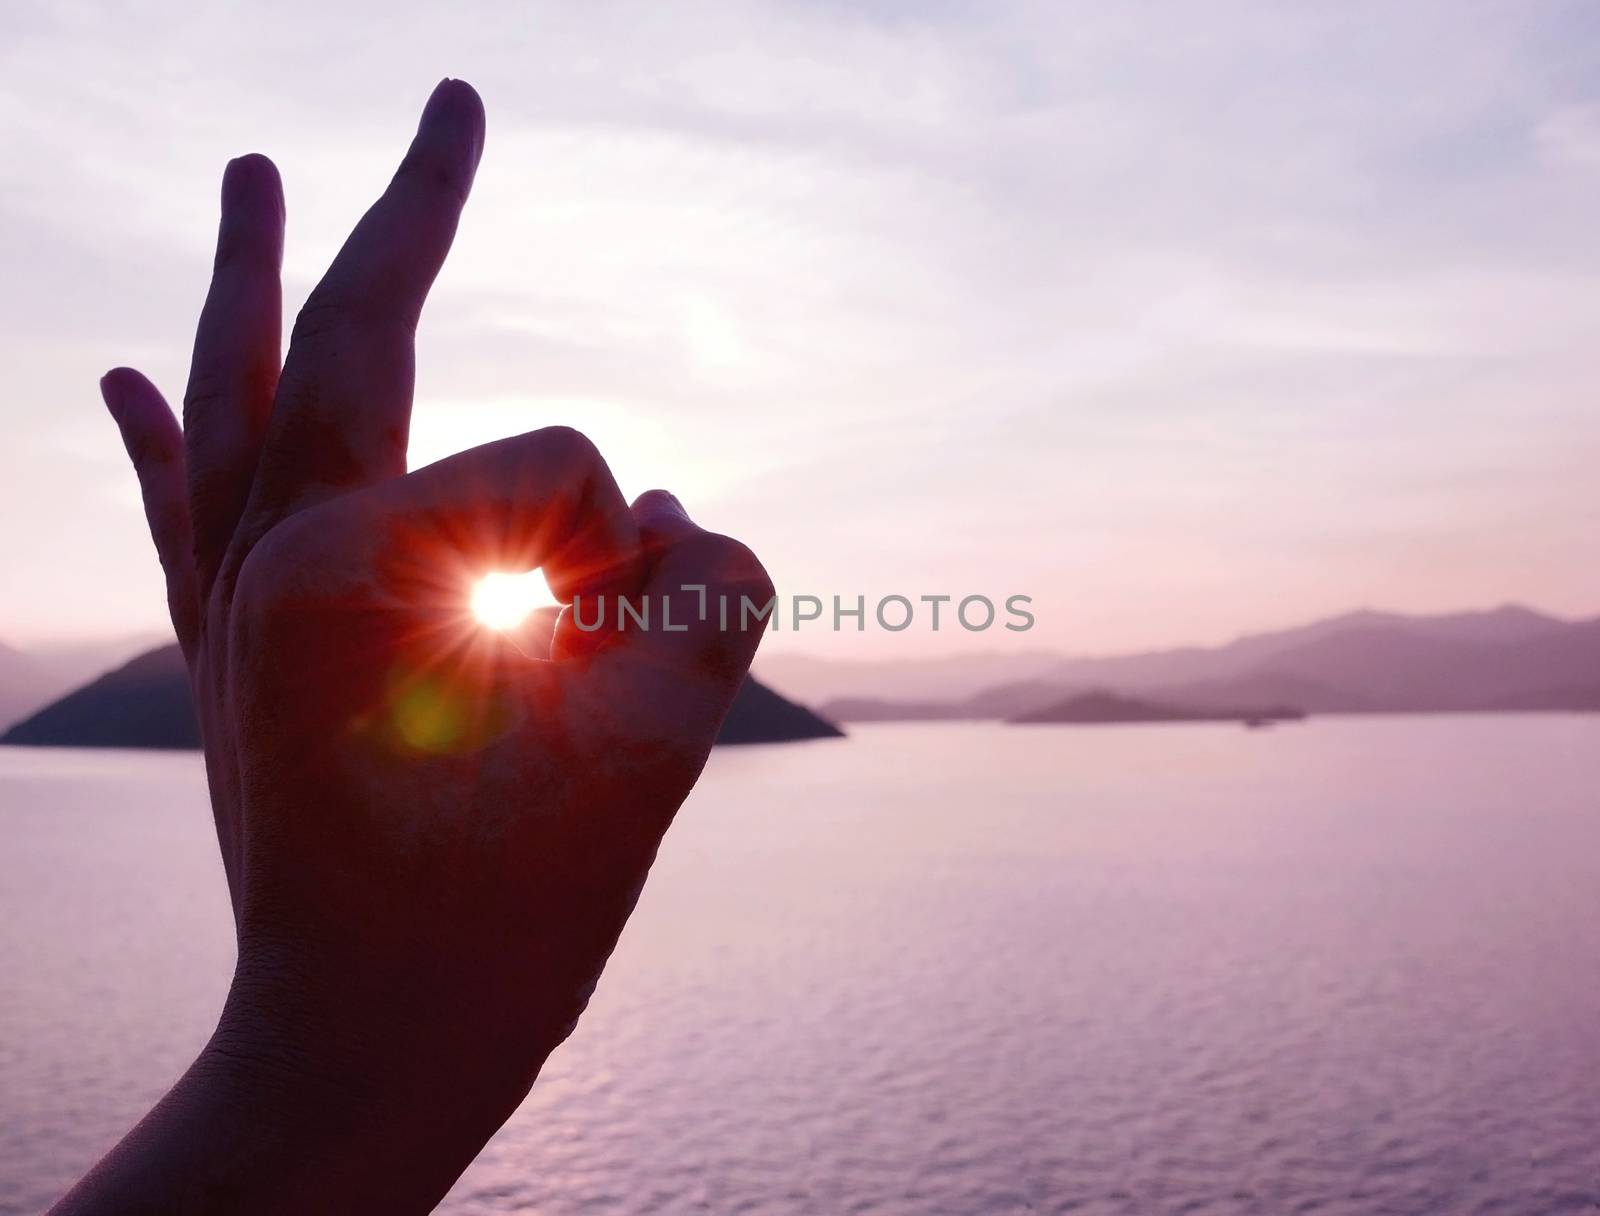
[1045, 604, 1574, 693]
[802, 605, 1600, 721]
[1454, 618, 1600, 707]
[757, 605, 1575, 710]
[717, 678, 844, 744]
[1191, 616, 1600, 711]
[3, 646, 196, 748]
[0, 633, 163, 734]
[1011, 690, 1305, 726]
[2, 646, 843, 750]
[1489, 684, 1600, 711]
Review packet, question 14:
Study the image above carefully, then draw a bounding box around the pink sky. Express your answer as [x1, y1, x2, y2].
[2, 1, 1598, 658]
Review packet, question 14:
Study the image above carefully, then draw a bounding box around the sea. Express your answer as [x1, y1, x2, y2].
[2, 717, 1598, 1214]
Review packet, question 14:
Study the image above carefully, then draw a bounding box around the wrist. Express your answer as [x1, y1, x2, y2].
[164, 1004, 516, 1215]
[51, 1024, 478, 1216]
[214, 937, 558, 1144]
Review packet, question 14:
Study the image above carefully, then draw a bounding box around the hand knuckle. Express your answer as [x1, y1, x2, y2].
[535, 425, 599, 467]
[290, 292, 347, 345]
[130, 427, 181, 469]
[230, 515, 328, 624]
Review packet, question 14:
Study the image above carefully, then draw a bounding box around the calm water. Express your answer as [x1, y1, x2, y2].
[2, 719, 1598, 1214]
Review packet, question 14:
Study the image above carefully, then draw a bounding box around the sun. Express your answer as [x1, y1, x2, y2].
[471, 569, 559, 631]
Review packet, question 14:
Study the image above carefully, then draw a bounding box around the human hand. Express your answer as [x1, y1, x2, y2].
[62, 79, 771, 1214]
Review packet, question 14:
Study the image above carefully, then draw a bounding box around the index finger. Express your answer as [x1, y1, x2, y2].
[242, 79, 485, 532]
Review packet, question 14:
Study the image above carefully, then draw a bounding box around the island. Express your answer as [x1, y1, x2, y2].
[1009, 689, 1305, 726]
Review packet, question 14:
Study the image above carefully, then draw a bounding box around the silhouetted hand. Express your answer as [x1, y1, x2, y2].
[54, 79, 770, 1215]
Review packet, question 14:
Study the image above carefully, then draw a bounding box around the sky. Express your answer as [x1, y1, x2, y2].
[2, 0, 1599, 658]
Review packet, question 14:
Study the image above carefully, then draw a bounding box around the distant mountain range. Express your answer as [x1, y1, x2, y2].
[805, 604, 1600, 723]
[7, 604, 1597, 747]
[1, 644, 843, 749]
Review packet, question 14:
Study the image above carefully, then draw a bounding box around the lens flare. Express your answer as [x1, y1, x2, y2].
[471, 569, 558, 630]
